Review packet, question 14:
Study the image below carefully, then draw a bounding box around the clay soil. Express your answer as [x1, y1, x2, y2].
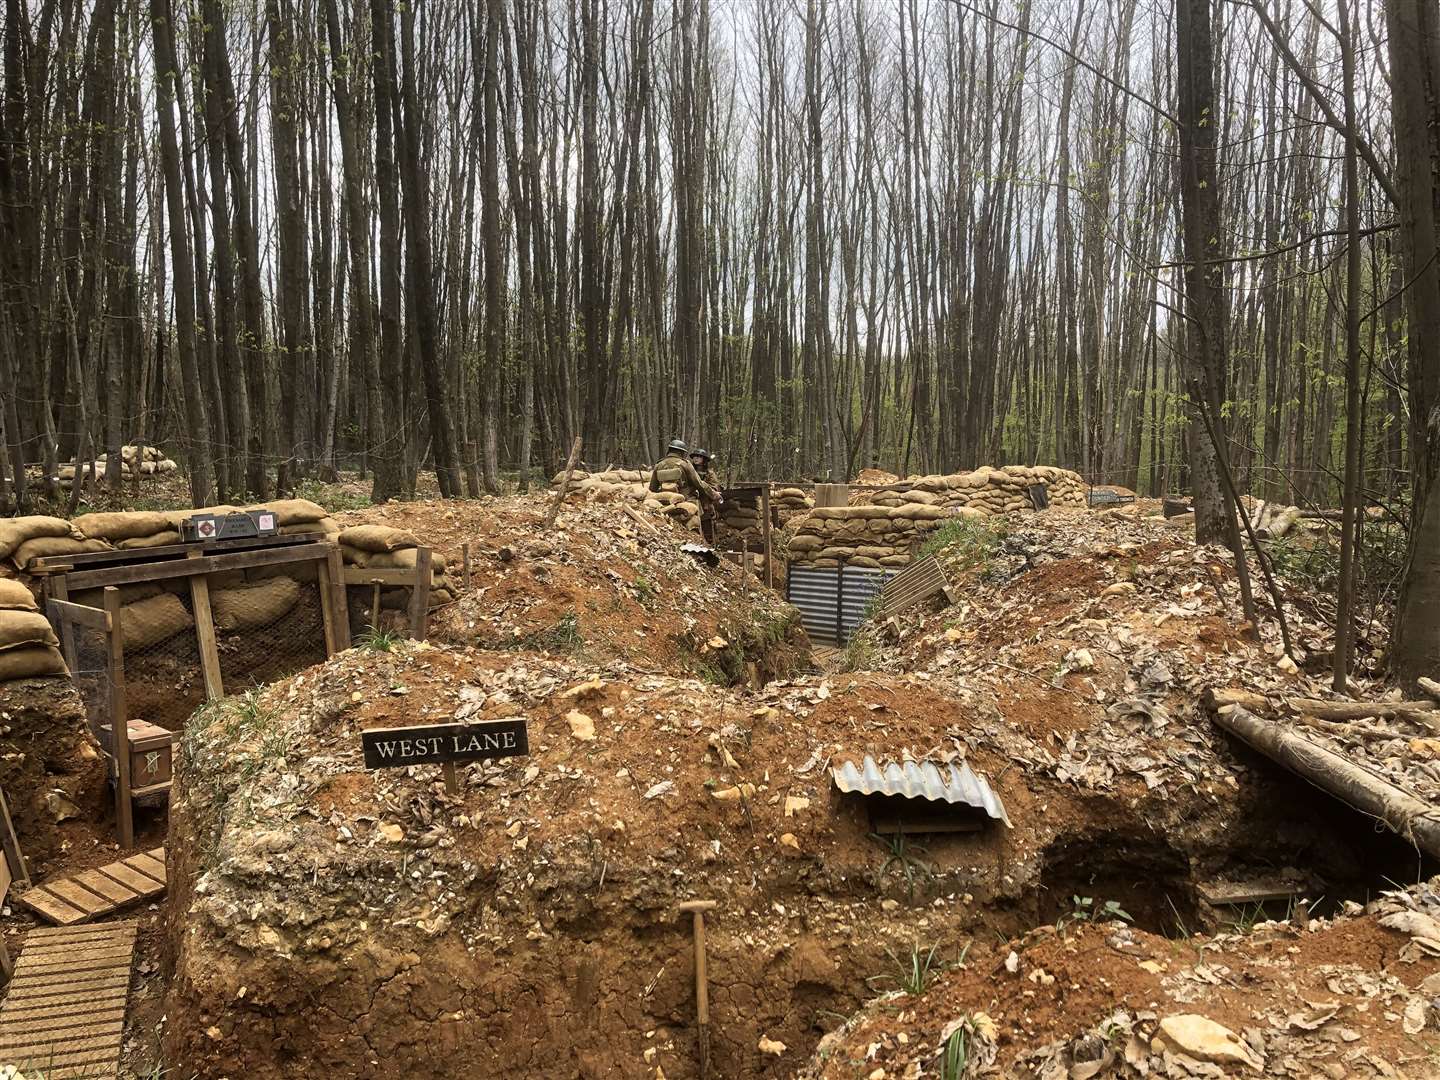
[3, 488, 1435, 1080]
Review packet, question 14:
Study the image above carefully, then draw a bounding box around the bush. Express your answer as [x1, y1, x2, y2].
[919, 517, 1006, 569]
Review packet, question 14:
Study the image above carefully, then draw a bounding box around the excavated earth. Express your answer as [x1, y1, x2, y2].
[0, 491, 1379, 1077]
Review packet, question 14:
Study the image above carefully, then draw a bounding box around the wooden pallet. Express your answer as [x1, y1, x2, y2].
[0, 920, 137, 1078]
[17, 848, 166, 927]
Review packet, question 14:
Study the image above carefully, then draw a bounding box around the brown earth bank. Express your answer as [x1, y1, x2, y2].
[158, 632, 1400, 1078]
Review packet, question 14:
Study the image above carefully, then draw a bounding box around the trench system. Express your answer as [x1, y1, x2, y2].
[153, 602, 1435, 1078]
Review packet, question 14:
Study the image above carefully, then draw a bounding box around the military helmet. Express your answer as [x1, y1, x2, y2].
[667, 437, 688, 454]
[690, 447, 713, 461]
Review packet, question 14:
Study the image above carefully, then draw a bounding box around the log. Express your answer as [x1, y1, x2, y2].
[1213, 705, 1440, 860]
[1256, 505, 1303, 539]
[1419, 678, 1440, 704]
[1205, 687, 1437, 723]
[1204, 687, 1272, 714]
[544, 436, 584, 530]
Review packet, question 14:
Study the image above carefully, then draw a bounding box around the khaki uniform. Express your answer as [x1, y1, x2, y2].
[695, 464, 723, 544]
[649, 453, 719, 514]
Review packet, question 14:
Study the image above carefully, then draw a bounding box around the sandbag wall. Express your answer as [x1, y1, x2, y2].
[339, 525, 457, 619]
[868, 465, 1087, 513]
[788, 505, 951, 569]
[553, 467, 701, 529]
[59, 444, 179, 485]
[0, 577, 66, 685]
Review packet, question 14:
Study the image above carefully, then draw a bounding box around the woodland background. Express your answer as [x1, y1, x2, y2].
[2, 0, 1439, 681]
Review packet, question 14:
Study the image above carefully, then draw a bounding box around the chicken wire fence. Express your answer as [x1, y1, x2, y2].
[60, 614, 117, 762]
[122, 578, 330, 730]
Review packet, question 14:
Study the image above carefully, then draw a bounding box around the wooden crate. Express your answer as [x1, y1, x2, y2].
[102, 719, 173, 788]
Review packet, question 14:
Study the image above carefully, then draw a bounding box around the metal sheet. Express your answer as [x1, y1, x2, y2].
[832, 756, 1011, 826]
[787, 565, 841, 644]
[839, 566, 895, 639]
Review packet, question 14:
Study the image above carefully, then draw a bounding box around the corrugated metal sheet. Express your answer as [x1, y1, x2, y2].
[839, 567, 896, 639]
[787, 565, 841, 644]
[832, 756, 1012, 827]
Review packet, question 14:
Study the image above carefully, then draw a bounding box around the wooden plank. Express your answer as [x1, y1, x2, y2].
[0, 780, 30, 888]
[188, 565, 225, 701]
[42, 880, 116, 919]
[1, 1007, 127, 1039]
[317, 546, 342, 655]
[147, 845, 165, 862]
[17, 944, 136, 970]
[44, 598, 111, 631]
[125, 851, 167, 884]
[69, 870, 139, 906]
[3, 991, 128, 1020]
[341, 566, 419, 587]
[5, 971, 130, 1000]
[63, 542, 328, 592]
[408, 547, 432, 642]
[761, 484, 774, 588]
[18, 888, 88, 925]
[33, 532, 315, 572]
[24, 923, 134, 947]
[104, 587, 133, 849]
[95, 861, 164, 897]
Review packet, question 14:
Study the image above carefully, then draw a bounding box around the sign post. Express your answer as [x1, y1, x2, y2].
[362, 719, 529, 781]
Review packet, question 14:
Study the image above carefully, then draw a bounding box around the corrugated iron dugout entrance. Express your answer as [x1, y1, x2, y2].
[785, 564, 896, 645]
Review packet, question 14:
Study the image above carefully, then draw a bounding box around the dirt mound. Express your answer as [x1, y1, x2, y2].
[162, 645, 1028, 1078]
[797, 883, 1440, 1078]
[347, 497, 810, 682]
[0, 677, 107, 863]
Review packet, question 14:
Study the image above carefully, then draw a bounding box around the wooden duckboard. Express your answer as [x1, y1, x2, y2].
[18, 848, 166, 927]
[0, 920, 137, 1078]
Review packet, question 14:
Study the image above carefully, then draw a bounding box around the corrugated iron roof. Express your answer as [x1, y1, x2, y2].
[831, 756, 1011, 827]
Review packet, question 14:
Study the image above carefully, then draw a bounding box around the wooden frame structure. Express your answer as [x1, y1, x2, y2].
[39, 536, 361, 847]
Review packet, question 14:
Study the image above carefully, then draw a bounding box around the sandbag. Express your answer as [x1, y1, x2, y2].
[211, 577, 301, 632]
[120, 593, 194, 651]
[118, 530, 182, 550]
[246, 499, 329, 526]
[71, 510, 173, 542]
[0, 644, 66, 682]
[72, 582, 165, 608]
[279, 518, 340, 537]
[0, 578, 37, 611]
[0, 516, 79, 560]
[10, 536, 112, 568]
[0, 610, 59, 650]
[379, 586, 456, 610]
[363, 548, 449, 574]
[339, 525, 420, 553]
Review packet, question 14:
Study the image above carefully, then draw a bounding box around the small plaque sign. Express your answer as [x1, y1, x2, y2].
[362, 719, 529, 770]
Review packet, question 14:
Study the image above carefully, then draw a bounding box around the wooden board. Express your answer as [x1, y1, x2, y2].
[879, 555, 949, 617]
[18, 848, 166, 926]
[0, 920, 136, 1078]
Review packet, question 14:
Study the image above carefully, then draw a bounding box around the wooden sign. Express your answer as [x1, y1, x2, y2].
[362, 719, 529, 770]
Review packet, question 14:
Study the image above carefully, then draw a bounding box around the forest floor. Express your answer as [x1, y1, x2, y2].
[2, 482, 1436, 1078]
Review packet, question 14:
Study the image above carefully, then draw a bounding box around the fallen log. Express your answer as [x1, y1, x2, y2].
[1213, 704, 1440, 860]
[1255, 505, 1303, 539]
[1420, 677, 1440, 704]
[1205, 686, 1437, 723]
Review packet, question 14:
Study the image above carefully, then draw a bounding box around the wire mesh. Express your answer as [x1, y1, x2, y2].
[62, 614, 115, 758]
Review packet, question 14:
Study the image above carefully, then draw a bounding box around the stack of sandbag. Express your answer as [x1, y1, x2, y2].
[0, 515, 110, 570]
[718, 500, 761, 533]
[558, 467, 649, 505]
[58, 444, 179, 484]
[885, 465, 1087, 512]
[787, 504, 953, 569]
[338, 525, 456, 609]
[0, 577, 67, 683]
[771, 487, 814, 524]
[64, 499, 339, 552]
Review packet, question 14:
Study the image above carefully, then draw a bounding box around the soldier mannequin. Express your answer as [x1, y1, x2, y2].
[689, 448, 720, 543]
[649, 439, 720, 532]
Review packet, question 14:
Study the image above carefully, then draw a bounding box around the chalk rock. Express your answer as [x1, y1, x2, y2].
[566, 710, 596, 741]
[43, 790, 80, 823]
[758, 1036, 786, 1056]
[1154, 1015, 1264, 1073]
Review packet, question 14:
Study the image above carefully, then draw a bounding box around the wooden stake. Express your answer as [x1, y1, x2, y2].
[0, 782, 28, 889]
[187, 554, 224, 701]
[543, 436, 584, 530]
[104, 587, 133, 849]
[761, 483, 773, 588]
[407, 547, 433, 641]
[461, 542, 472, 590]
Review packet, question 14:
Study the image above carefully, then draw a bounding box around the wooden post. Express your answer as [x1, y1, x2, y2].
[0, 782, 28, 888]
[407, 547, 433, 641]
[461, 543, 472, 590]
[48, 577, 80, 675]
[0, 847, 11, 983]
[317, 547, 347, 656]
[187, 554, 224, 702]
[543, 436, 584, 530]
[370, 582, 383, 631]
[761, 483, 774, 588]
[104, 587, 134, 849]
